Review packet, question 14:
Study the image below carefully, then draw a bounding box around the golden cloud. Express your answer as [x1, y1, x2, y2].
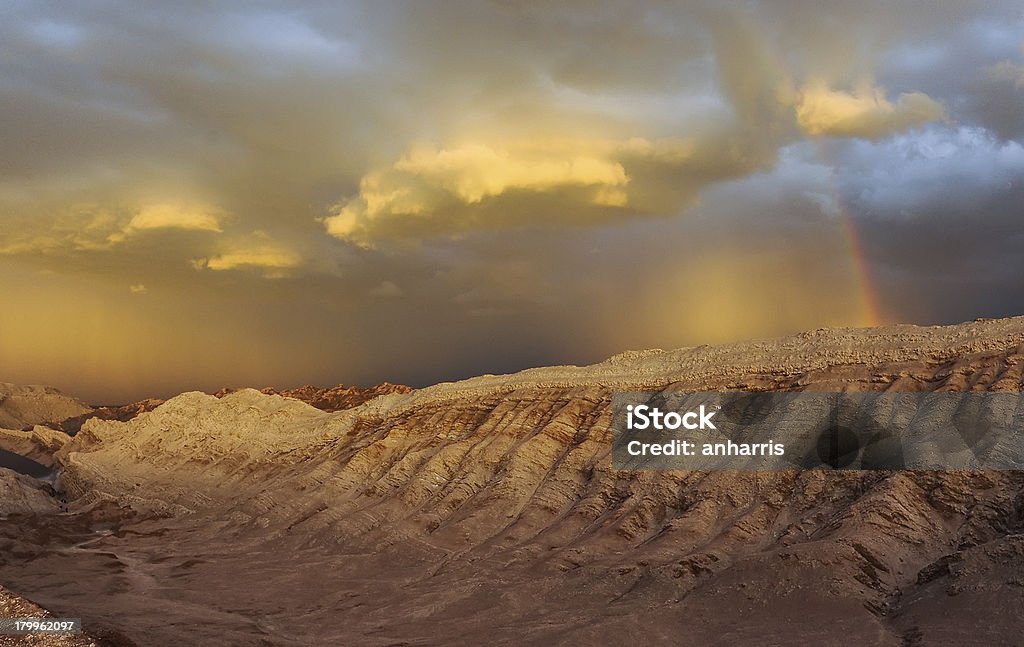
[0, 207, 121, 255]
[392, 143, 629, 204]
[108, 203, 223, 244]
[0, 203, 226, 257]
[324, 138, 719, 246]
[194, 241, 301, 276]
[796, 81, 945, 139]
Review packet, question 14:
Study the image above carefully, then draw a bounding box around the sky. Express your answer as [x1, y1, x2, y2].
[1, 1, 1023, 403]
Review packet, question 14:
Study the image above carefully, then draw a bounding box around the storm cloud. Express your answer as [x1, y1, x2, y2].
[1, 1, 1022, 401]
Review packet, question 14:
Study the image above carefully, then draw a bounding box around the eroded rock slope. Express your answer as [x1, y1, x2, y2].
[0, 384, 90, 431]
[3, 317, 1024, 645]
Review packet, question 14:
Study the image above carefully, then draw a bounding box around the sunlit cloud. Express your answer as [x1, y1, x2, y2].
[324, 137, 764, 246]
[326, 140, 632, 245]
[0, 203, 224, 256]
[796, 81, 946, 139]
[0, 208, 119, 255]
[2, 1, 1023, 402]
[115, 204, 223, 238]
[193, 240, 302, 277]
[395, 143, 629, 204]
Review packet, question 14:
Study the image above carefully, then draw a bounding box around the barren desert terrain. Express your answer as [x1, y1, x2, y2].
[3, 318, 1024, 645]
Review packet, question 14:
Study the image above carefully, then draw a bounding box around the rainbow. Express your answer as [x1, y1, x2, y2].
[813, 140, 884, 328]
[838, 206, 884, 327]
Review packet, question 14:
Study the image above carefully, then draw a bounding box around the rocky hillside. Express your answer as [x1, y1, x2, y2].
[0, 587, 102, 647]
[0, 384, 90, 431]
[52, 400, 163, 436]
[215, 382, 413, 412]
[3, 317, 1024, 645]
[52, 383, 412, 435]
[0, 469, 59, 515]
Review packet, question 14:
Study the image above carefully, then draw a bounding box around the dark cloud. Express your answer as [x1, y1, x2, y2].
[839, 126, 1024, 321]
[0, 1, 1022, 401]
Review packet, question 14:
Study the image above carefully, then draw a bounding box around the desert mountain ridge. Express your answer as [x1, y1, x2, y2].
[4, 382, 413, 436]
[0, 383, 91, 431]
[2, 315, 1024, 645]
[5, 314, 1024, 435]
